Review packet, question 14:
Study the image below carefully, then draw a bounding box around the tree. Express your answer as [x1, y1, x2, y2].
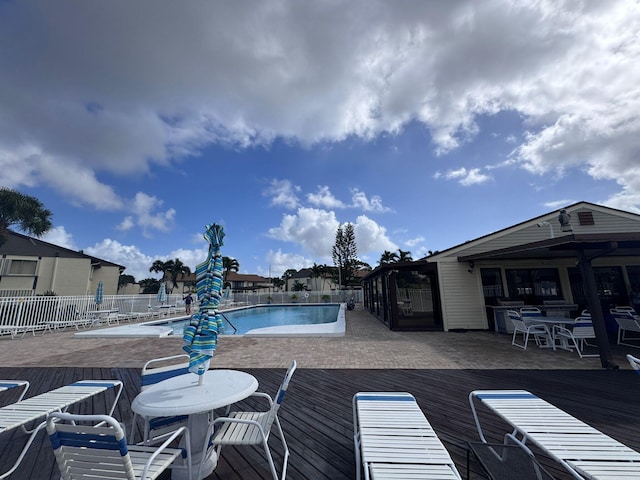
[379, 250, 399, 264]
[118, 274, 136, 291]
[271, 277, 285, 291]
[332, 223, 358, 288]
[222, 256, 240, 282]
[310, 263, 323, 291]
[398, 249, 413, 263]
[149, 258, 191, 293]
[139, 278, 161, 294]
[0, 188, 53, 247]
[282, 269, 297, 291]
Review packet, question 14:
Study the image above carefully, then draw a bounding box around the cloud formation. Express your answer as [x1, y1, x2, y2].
[0, 0, 637, 213]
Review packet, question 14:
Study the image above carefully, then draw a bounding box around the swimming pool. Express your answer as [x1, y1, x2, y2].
[165, 304, 341, 335]
[75, 303, 345, 338]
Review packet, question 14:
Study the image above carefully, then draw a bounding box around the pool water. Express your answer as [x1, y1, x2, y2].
[162, 304, 340, 335]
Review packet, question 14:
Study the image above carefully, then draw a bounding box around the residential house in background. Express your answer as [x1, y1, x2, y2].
[226, 272, 271, 293]
[0, 231, 124, 296]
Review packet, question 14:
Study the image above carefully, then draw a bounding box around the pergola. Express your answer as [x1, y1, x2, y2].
[459, 232, 640, 370]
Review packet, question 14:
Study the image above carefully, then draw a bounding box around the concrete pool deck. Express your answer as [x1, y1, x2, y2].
[0, 307, 636, 370]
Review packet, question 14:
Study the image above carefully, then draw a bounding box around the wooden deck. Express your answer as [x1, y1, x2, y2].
[1, 366, 639, 479]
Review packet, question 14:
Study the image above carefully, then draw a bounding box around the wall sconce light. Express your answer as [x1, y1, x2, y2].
[467, 261, 475, 274]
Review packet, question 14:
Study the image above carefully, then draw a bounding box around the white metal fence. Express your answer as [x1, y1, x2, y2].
[0, 290, 361, 337]
[0, 294, 183, 336]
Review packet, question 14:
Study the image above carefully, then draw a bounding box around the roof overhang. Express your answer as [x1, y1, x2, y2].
[458, 232, 640, 263]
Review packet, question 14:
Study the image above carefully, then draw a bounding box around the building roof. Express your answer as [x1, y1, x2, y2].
[226, 272, 269, 283]
[423, 201, 640, 261]
[0, 231, 125, 271]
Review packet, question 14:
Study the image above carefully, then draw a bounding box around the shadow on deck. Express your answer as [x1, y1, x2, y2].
[1, 367, 639, 479]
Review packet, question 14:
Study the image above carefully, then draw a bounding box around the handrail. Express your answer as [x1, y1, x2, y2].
[219, 312, 237, 333]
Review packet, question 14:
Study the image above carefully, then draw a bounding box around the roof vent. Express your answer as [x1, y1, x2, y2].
[577, 211, 595, 226]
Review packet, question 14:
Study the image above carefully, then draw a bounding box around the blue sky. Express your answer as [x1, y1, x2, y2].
[1, 1, 638, 281]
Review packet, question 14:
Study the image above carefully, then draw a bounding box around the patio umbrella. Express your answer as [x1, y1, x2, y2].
[157, 282, 167, 305]
[94, 281, 104, 309]
[183, 223, 225, 384]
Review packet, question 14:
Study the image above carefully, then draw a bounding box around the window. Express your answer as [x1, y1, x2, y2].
[8, 259, 37, 276]
[505, 268, 562, 302]
[480, 268, 504, 301]
[568, 266, 626, 308]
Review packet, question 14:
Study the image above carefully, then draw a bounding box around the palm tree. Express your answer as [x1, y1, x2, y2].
[310, 263, 323, 291]
[222, 256, 239, 283]
[149, 259, 191, 293]
[0, 188, 53, 246]
[149, 260, 171, 279]
[398, 249, 413, 263]
[379, 250, 399, 264]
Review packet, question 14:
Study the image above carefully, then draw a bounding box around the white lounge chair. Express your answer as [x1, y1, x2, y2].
[469, 389, 640, 479]
[47, 412, 190, 480]
[353, 391, 462, 480]
[202, 360, 297, 480]
[552, 316, 598, 358]
[130, 354, 190, 444]
[0, 379, 123, 479]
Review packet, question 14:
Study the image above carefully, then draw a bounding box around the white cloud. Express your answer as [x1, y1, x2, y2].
[41, 226, 77, 250]
[124, 192, 176, 237]
[434, 167, 491, 186]
[307, 186, 346, 209]
[350, 188, 392, 212]
[262, 249, 314, 277]
[263, 179, 300, 209]
[267, 207, 340, 256]
[352, 215, 397, 255]
[404, 235, 425, 248]
[1, 1, 639, 212]
[84, 239, 156, 282]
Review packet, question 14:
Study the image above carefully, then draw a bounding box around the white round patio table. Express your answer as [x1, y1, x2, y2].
[131, 369, 258, 480]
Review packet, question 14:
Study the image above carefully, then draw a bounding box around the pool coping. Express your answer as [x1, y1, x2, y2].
[73, 303, 346, 338]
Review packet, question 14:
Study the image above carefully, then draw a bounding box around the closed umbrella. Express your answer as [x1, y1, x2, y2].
[94, 281, 104, 309]
[157, 282, 167, 305]
[183, 223, 225, 384]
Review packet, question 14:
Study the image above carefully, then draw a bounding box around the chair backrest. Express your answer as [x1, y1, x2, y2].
[507, 310, 526, 330]
[572, 317, 595, 339]
[141, 354, 190, 391]
[520, 307, 542, 317]
[268, 360, 297, 422]
[611, 307, 636, 318]
[47, 412, 136, 480]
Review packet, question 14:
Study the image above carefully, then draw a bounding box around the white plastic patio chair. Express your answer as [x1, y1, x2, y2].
[508, 310, 551, 350]
[611, 308, 640, 348]
[552, 316, 597, 358]
[201, 360, 297, 480]
[47, 412, 191, 480]
[130, 354, 190, 444]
